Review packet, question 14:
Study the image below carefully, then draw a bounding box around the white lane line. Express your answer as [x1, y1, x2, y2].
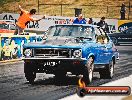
[0, 59, 22, 63]
[0, 59, 23, 66]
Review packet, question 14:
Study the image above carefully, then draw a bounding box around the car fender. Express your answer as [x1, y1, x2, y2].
[87, 53, 95, 60]
[82, 53, 95, 65]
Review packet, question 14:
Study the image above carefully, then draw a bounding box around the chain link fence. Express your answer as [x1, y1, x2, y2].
[38, 4, 132, 19]
[1, 2, 131, 19]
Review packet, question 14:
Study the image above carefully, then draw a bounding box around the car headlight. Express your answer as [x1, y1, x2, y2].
[24, 49, 32, 57]
[73, 49, 82, 58]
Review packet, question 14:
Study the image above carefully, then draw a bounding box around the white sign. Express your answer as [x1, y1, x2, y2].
[0, 13, 118, 32]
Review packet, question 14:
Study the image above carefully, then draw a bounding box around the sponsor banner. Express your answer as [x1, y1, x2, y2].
[1, 13, 118, 33]
[0, 35, 42, 61]
[77, 86, 131, 97]
[77, 78, 131, 97]
[48, 17, 118, 33]
[118, 20, 132, 32]
[0, 13, 53, 31]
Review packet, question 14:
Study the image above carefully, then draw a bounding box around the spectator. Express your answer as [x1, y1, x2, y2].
[73, 14, 86, 24]
[14, 5, 45, 35]
[120, 3, 126, 20]
[94, 22, 97, 25]
[97, 17, 109, 33]
[104, 23, 109, 33]
[97, 17, 106, 27]
[88, 18, 94, 24]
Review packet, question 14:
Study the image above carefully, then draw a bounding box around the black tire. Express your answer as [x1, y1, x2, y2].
[24, 62, 36, 84]
[82, 57, 94, 85]
[100, 60, 114, 79]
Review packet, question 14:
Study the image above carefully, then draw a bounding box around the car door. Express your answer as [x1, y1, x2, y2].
[96, 28, 112, 64]
[104, 39, 113, 62]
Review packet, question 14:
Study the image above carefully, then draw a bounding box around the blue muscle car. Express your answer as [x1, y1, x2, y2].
[22, 24, 119, 84]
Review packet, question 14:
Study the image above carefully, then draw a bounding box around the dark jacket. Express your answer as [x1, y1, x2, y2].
[97, 20, 105, 27]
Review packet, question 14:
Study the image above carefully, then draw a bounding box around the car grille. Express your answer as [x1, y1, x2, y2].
[34, 48, 72, 58]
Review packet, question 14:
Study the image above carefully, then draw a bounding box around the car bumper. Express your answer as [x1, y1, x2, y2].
[22, 57, 87, 61]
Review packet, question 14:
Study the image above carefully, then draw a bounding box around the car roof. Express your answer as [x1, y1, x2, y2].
[53, 24, 99, 28]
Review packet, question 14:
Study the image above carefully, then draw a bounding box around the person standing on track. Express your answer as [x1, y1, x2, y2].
[120, 3, 126, 20]
[88, 18, 94, 24]
[97, 17, 109, 33]
[14, 5, 45, 35]
[73, 14, 86, 24]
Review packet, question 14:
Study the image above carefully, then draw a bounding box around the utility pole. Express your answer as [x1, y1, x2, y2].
[38, 0, 39, 14]
[128, 0, 130, 20]
[61, 4, 62, 16]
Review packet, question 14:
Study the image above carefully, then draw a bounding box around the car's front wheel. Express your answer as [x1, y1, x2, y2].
[100, 60, 114, 79]
[24, 62, 36, 84]
[82, 57, 94, 85]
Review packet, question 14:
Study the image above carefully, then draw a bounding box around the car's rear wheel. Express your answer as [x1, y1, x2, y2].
[24, 62, 36, 84]
[100, 60, 114, 79]
[82, 57, 94, 85]
[112, 37, 120, 45]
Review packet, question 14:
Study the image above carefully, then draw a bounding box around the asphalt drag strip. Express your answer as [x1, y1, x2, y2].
[0, 46, 131, 100]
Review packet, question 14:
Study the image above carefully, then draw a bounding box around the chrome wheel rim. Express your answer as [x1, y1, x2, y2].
[110, 62, 114, 77]
[87, 57, 94, 82]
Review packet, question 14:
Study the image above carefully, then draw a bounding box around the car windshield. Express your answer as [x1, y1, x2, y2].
[47, 25, 95, 39]
[0, 23, 9, 29]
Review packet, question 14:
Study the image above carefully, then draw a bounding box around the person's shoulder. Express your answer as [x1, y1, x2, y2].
[73, 18, 79, 23]
[23, 10, 29, 14]
[82, 18, 86, 20]
[81, 19, 86, 24]
[74, 18, 78, 20]
[97, 22, 101, 26]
